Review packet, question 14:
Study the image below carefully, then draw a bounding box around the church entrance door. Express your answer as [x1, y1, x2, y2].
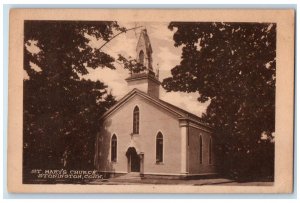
[126, 147, 140, 173]
[130, 151, 140, 172]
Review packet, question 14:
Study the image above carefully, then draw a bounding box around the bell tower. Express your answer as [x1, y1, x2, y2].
[126, 29, 160, 98]
[136, 29, 153, 70]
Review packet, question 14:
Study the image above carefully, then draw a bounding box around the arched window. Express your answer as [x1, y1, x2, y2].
[133, 106, 139, 134]
[156, 132, 163, 163]
[199, 135, 203, 164]
[209, 137, 212, 164]
[139, 50, 145, 65]
[111, 134, 117, 162]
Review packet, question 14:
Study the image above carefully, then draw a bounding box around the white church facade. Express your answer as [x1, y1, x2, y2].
[94, 29, 217, 179]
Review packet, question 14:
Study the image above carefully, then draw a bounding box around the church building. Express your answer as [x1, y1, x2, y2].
[94, 29, 216, 179]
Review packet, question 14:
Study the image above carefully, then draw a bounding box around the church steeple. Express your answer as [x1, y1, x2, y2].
[136, 29, 153, 71]
[125, 29, 160, 98]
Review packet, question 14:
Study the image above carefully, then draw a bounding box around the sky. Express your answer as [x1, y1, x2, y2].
[82, 21, 210, 117]
[24, 21, 210, 117]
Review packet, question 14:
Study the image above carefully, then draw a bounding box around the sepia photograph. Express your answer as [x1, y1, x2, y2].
[7, 9, 294, 193]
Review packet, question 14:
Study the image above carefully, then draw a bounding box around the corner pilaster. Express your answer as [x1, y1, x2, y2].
[179, 119, 189, 175]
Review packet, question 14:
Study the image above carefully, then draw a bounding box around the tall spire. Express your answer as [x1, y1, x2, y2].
[136, 29, 153, 71]
[125, 29, 160, 98]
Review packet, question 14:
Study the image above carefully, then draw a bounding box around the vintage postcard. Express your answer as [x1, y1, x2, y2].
[7, 9, 294, 193]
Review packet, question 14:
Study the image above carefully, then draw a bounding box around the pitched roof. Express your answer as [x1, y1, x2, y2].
[101, 88, 212, 131]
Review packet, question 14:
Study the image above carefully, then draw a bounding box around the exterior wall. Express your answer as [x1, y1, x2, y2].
[127, 78, 149, 94]
[126, 76, 160, 98]
[96, 94, 182, 175]
[147, 79, 160, 98]
[187, 126, 216, 175]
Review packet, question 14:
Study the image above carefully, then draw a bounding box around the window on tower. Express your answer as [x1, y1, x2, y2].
[139, 50, 144, 65]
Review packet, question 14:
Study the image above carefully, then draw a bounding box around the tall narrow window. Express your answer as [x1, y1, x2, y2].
[209, 137, 212, 164]
[133, 106, 139, 134]
[111, 134, 117, 162]
[199, 136, 203, 164]
[156, 132, 163, 163]
[139, 50, 145, 65]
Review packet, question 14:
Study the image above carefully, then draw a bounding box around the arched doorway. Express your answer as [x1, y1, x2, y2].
[126, 147, 140, 172]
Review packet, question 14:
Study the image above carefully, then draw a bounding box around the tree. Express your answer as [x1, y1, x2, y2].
[162, 22, 276, 180]
[23, 21, 123, 179]
[117, 54, 147, 74]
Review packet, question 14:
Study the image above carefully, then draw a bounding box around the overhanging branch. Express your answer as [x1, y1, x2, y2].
[99, 26, 144, 51]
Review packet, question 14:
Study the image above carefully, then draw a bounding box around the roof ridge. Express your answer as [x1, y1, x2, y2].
[101, 88, 211, 129]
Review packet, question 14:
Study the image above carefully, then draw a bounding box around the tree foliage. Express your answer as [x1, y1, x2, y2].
[162, 22, 276, 180]
[117, 54, 147, 73]
[23, 21, 121, 178]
